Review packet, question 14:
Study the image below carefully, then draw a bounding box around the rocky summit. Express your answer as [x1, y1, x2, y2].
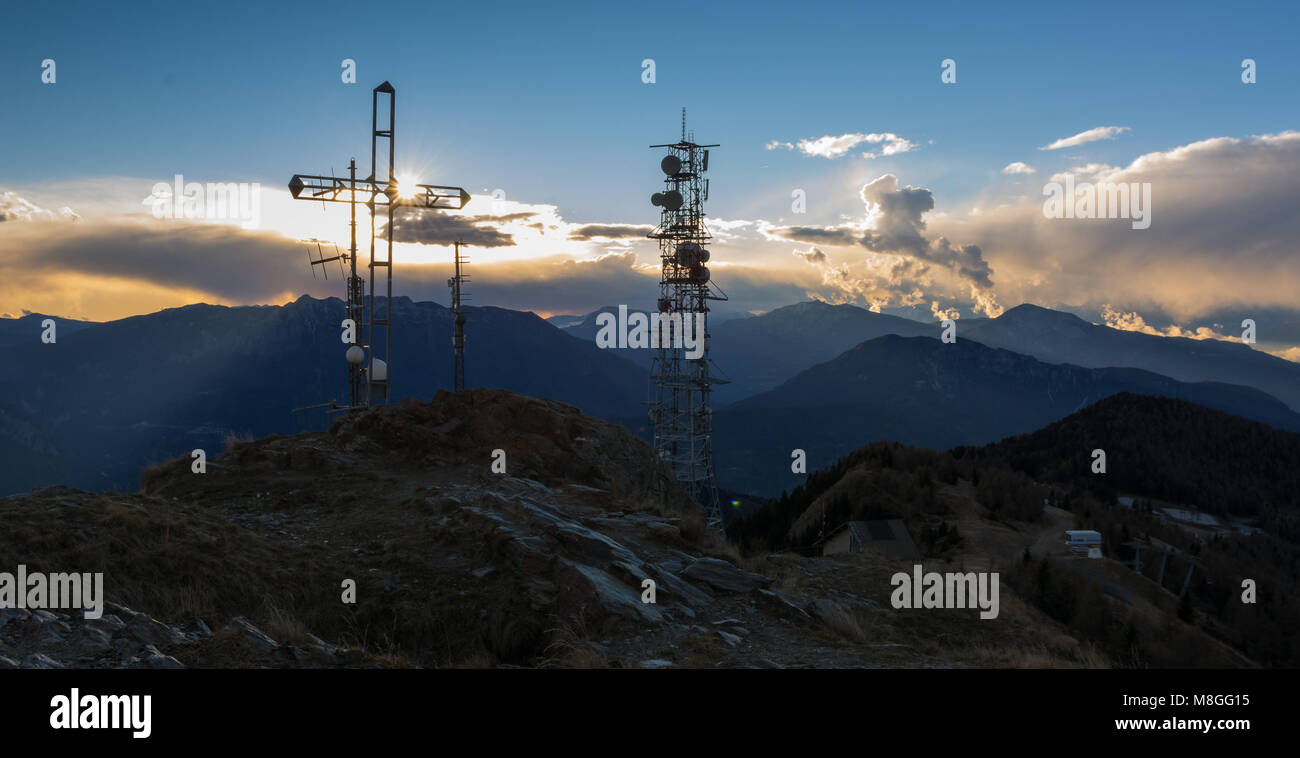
[1, 388, 1108, 668]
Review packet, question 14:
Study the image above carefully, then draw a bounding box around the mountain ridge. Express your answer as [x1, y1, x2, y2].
[0, 294, 648, 494]
[714, 333, 1300, 496]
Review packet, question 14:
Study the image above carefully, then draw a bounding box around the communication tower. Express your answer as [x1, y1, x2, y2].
[647, 109, 728, 530]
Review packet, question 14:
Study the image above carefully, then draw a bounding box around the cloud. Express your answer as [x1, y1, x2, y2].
[0, 218, 307, 301]
[1270, 346, 1300, 363]
[763, 224, 861, 246]
[856, 174, 997, 297]
[388, 252, 813, 318]
[792, 247, 827, 264]
[789, 242, 938, 315]
[766, 174, 1001, 316]
[936, 131, 1300, 327]
[0, 191, 813, 321]
[567, 223, 655, 241]
[385, 209, 520, 247]
[766, 132, 915, 160]
[1002, 162, 1036, 175]
[700, 217, 756, 243]
[1094, 305, 1300, 364]
[1098, 304, 1234, 341]
[931, 301, 960, 321]
[1038, 126, 1130, 150]
[0, 191, 80, 223]
[9, 127, 1299, 356]
[1047, 163, 1117, 183]
[482, 212, 539, 223]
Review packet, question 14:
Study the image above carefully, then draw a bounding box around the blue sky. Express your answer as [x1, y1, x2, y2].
[6, 0, 1296, 218]
[2, 0, 1298, 358]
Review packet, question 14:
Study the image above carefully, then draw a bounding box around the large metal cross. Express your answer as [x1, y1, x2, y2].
[288, 81, 470, 410]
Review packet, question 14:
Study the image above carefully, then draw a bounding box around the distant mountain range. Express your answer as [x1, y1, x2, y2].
[5, 296, 1298, 500]
[707, 302, 933, 403]
[0, 313, 98, 347]
[549, 301, 935, 402]
[712, 334, 1300, 496]
[555, 301, 1300, 411]
[547, 306, 749, 340]
[0, 295, 646, 494]
[547, 305, 752, 384]
[960, 304, 1300, 412]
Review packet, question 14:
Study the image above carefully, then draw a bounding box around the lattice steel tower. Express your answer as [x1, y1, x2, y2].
[647, 110, 727, 530]
[448, 240, 469, 391]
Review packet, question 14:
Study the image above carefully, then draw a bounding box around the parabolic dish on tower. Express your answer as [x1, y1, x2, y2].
[661, 155, 681, 175]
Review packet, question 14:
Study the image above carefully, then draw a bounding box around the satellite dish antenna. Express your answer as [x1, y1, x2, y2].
[651, 192, 664, 207]
[662, 190, 683, 210]
[661, 155, 681, 175]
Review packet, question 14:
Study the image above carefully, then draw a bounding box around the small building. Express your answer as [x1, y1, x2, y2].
[1064, 530, 1102, 556]
[822, 520, 922, 560]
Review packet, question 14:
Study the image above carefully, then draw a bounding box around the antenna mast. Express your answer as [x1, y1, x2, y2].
[448, 240, 469, 392]
[648, 111, 727, 531]
[287, 81, 471, 411]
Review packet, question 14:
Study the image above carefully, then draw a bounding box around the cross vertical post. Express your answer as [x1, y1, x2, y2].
[287, 80, 472, 412]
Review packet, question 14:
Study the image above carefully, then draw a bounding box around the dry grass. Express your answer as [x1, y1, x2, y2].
[105, 501, 149, 527]
[264, 604, 311, 647]
[816, 600, 870, 643]
[680, 633, 720, 668]
[445, 651, 498, 669]
[366, 652, 418, 668]
[961, 641, 1110, 668]
[0, 488, 488, 667]
[223, 431, 254, 453]
[539, 609, 609, 668]
[678, 512, 706, 545]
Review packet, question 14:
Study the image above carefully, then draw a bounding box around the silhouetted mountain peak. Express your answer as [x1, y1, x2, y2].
[290, 293, 342, 307]
[995, 303, 1087, 325]
[768, 300, 843, 315]
[6, 312, 73, 324]
[767, 300, 866, 320]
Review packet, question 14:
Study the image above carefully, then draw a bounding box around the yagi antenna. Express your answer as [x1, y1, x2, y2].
[307, 240, 348, 281]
